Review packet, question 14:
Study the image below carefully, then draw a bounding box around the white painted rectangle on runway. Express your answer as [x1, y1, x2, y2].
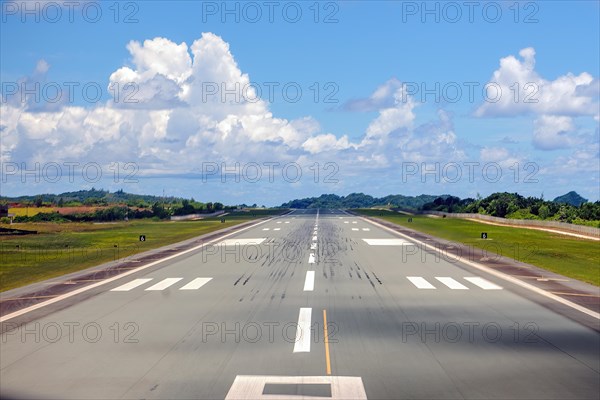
[216, 238, 266, 246]
[352, 228, 359, 231]
[352, 221, 357, 224]
[225, 375, 367, 400]
[407, 276, 436, 289]
[274, 228, 281, 231]
[362, 228, 370, 231]
[262, 228, 270, 231]
[344, 221, 349, 224]
[145, 278, 183, 291]
[312, 236, 318, 241]
[436, 277, 469, 290]
[363, 238, 413, 246]
[304, 271, 315, 291]
[465, 277, 503, 290]
[111, 278, 152, 291]
[179, 277, 212, 290]
[310, 243, 317, 250]
[293, 308, 312, 353]
[308, 253, 316, 264]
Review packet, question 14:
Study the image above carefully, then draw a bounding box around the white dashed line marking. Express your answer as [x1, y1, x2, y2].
[293, 308, 312, 353]
[145, 278, 183, 291]
[111, 278, 152, 292]
[363, 238, 413, 246]
[436, 277, 469, 290]
[464, 277, 503, 290]
[180, 277, 212, 290]
[407, 276, 436, 289]
[217, 238, 267, 246]
[303, 271, 315, 291]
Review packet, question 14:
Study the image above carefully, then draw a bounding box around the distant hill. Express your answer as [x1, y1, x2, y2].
[553, 191, 588, 207]
[0, 188, 181, 206]
[280, 193, 442, 210]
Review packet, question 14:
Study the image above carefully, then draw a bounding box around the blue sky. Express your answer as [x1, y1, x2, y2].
[1, 1, 599, 205]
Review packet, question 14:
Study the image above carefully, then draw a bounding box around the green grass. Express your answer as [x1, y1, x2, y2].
[0, 209, 287, 292]
[354, 209, 600, 286]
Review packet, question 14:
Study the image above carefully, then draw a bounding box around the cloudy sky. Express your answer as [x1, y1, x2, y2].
[1, 1, 598, 205]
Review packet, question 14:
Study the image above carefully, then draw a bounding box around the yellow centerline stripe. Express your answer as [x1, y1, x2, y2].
[323, 309, 331, 375]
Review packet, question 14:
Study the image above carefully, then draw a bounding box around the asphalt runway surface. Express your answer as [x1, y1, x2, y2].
[1, 209, 598, 399]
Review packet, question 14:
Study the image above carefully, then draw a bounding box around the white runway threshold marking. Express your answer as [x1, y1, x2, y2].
[225, 375, 367, 400]
[216, 238, 266, 246]
[145, 277, 183, 291]
[407, 276, 436, 289]
[179, 277, 212, 290]
[110, 278, 152, 291]
[308, 253, 316, 264]
[293, 308, 312, 353]
[464, 277, 503, 290]
[363, 238, 413, 246]
[312, 235, 318, 241]
[304, 271, 315, 291]
[352, 228, 359, 231]
[436, 277, 468, 290]
[112, 277, 213, 292]
[310, 243, 317, 250]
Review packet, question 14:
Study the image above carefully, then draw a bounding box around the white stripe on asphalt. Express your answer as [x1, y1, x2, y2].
[217, 238, 266, 246]
[303, 271, 315, 291]
[312, 236, 318, 241]
[179, 277, 212, 290]
[352, 228, 359, 231]
[310, 243, 317, 250]
[274, 228, 281, 231]
[407, 276, 436, 289]
[344, 221, 349, 224]
[308, 253, 316, 264]
[262, 228, 270, 231]
[436, 277, 469, 290]
[362, 228, 370, 231]
[464, 277, 503, 290]
[110, 278, 152, 292]
[145, 278, 183, 291]
[363, 238, 412, 246]
[293, 308, 312, 353]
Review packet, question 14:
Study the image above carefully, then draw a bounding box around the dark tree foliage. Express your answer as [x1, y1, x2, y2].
[421, 191, 600, 224]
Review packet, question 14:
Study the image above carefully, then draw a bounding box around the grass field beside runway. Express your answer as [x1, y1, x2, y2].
[0, 209, 286, 292]
[355, 209, 600, 286]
